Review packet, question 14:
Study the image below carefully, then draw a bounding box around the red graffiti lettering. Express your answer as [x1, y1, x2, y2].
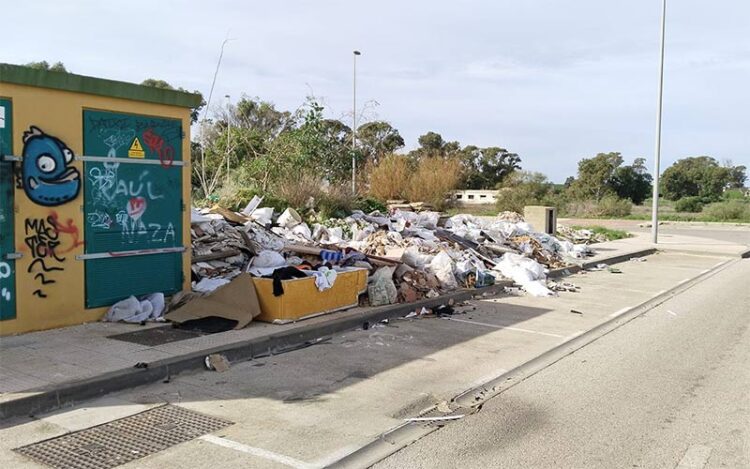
[48, 211, 85, 254]
[143, 128, 175, 169]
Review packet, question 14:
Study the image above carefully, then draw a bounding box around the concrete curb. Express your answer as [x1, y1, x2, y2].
[0, 247, 656, 423]
[328, 256, 738, 469]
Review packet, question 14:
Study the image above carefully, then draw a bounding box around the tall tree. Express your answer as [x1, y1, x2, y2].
[356, 121, 404, 166]
[568, 152, 624, 201]
[660, 156, 735, 200]
[409, 131, 460, 160]
[461, 146, 521, 189]
[141, 78, 204, 123]
[25, 61, 69, 72]
[611, 158, 653, 205]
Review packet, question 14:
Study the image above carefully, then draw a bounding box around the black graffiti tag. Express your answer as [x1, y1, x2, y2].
[25, 216, 65, 298]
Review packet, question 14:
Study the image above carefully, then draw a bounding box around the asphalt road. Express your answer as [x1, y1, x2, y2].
[375, 259, 750, 469]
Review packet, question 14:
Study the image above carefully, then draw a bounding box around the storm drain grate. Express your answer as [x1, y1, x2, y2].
[15, 405, 233, 469]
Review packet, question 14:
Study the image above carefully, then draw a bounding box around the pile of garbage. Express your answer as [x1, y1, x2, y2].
[556, 225, 610, 244]
[188, 202, 595, 302]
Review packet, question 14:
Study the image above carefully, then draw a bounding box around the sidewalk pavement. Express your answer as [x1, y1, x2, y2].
[595, 230, 749, 258]
[1, 249, 738, 469]
[0, 232, 733, 421]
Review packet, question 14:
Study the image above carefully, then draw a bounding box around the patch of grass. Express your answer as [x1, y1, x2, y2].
[571, 225, 632, 241]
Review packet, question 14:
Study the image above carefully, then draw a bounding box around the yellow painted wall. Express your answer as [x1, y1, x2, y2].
[0, 82, 191, 335]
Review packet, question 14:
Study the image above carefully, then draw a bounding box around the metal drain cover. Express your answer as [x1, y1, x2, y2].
[15, 405, 232, 469]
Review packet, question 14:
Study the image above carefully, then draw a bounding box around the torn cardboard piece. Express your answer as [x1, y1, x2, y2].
[167, 273, 261, 329]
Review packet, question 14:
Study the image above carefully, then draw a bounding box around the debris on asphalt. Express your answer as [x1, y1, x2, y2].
[204, 353, 230, 372]
[548, 281, 580, 293]
[570, 309, 584, 315]
[556, 225, 609, 244]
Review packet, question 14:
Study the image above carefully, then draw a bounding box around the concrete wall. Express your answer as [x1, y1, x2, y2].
[451, 190, 499, 205]
[0, 82, 192, 335]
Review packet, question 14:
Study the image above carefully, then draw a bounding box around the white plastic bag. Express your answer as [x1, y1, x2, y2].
[429, 251, 458, 290]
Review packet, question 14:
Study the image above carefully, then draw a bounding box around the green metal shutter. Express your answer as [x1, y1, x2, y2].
[0, 98, 16, 320]
[82, 110, 184, 308]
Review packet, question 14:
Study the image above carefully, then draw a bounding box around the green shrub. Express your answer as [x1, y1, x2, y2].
[596, 196, 632, 217]
[561, 197, 631, 218]
[723, 188, 746, 200]
[560, 200, 599, 218]
[316, 183, 354, 220]
[675, 196, 704, 213]
[495, 187, 539, 214]
[353, 197, 387, 213]
[702, 200, 750, 221]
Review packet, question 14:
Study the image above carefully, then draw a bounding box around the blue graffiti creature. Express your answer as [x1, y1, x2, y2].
[22, 126, 80, 206]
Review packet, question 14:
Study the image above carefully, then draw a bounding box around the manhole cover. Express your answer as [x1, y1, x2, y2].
[108, 326, 202, 346]
[15, 405, 232, 469]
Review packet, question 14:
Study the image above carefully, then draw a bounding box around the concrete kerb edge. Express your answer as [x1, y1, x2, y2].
[327, 255, 737, 469]
[0, 248, 655, 422]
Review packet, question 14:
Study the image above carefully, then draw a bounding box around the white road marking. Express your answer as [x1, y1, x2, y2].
[404, 415, 465, 422]
[677, 278, 691, 285]
[675, 444, 712, 469]
[713, 261, 726, 268]
[668, 310, 678, 316]
[656, 290, 667, 296]
[700, 269, 710, 274]
[609, 307, 632, 318]
[200, 434, 315, 469]
[445, 317, 563, 338]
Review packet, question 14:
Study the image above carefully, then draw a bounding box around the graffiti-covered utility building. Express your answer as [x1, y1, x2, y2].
[0, 64, 201, 335]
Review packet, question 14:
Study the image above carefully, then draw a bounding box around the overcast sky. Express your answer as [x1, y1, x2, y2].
[3, 0, 749, 181]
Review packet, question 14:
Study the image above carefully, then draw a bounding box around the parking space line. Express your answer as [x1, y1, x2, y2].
[199, 434, 314, 469]
[445, 317, 564, 338]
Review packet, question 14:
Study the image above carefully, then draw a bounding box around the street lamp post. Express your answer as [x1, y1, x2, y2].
[651, 0, 667, 244]
[225, 94, 231, 182]
[352, 50, 361, 195]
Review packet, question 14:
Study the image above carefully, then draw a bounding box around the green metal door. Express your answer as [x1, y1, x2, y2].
[82, 110, 184, 308]
[0, 98, 16, 320]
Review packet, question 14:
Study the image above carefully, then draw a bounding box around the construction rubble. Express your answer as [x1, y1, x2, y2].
[186, 203, 597, 315]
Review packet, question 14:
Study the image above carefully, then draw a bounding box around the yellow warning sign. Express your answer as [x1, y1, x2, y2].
[128, 137, 145, 158]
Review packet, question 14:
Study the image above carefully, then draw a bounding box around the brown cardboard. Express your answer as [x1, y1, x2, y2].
[167, 273, 261, 329]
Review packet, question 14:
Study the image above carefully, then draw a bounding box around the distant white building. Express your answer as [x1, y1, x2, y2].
[451, 190, 499, 205]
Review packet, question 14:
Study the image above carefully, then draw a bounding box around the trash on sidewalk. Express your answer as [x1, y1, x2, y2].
[556, 225, 609, 244]
[167, 274, 261, 329]
[104, 293, 166, 323]
[169, 203, 599, 328]
[204, 353, 230, 372]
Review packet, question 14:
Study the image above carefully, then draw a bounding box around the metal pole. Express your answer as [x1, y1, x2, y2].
[225, 94, 231, 182]
[651, 0, 667, 244]
[352, 50, 361, 195]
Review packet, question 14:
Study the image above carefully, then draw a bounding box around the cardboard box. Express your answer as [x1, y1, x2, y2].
[252, 268, 368, 323]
